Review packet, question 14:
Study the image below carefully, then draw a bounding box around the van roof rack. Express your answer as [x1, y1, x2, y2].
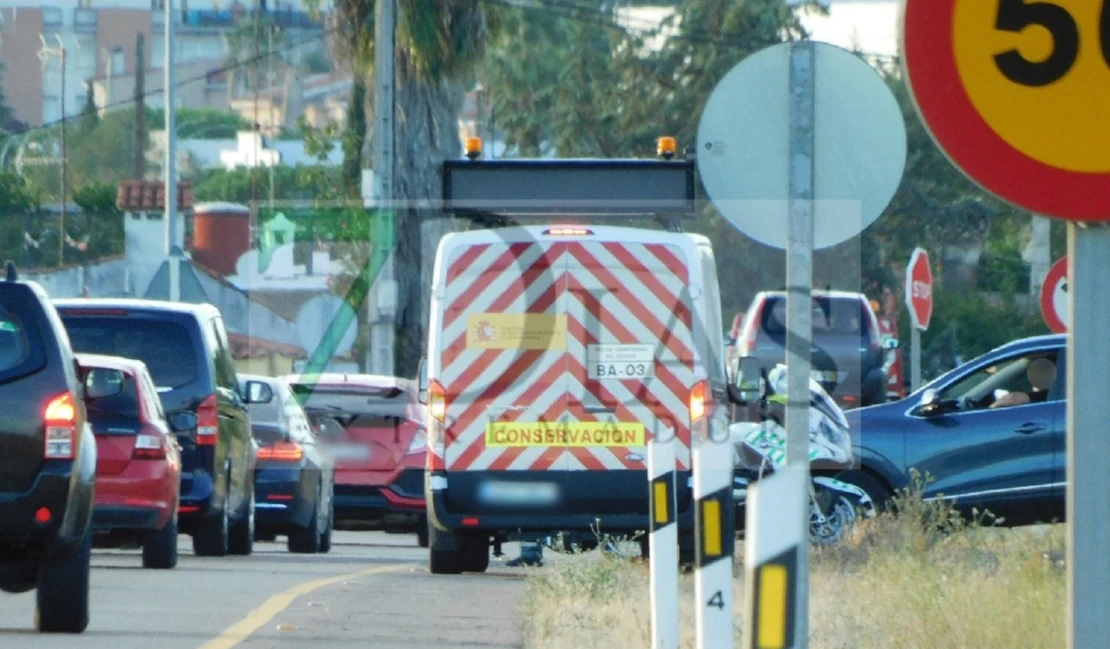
[441, 143, 697, 232]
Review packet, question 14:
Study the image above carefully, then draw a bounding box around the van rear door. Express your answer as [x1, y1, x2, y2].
[438, 238, 571, 514]
[561, 238, 696, 515]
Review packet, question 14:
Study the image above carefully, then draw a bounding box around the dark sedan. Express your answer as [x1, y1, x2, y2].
[835, 334, 1066, 527]
[241, 374, 335, 554]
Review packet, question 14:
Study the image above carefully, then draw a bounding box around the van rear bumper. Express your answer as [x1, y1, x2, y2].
[426, 470, 696, 534]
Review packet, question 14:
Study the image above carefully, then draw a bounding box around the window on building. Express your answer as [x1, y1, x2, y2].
[111, 47, 125, 76]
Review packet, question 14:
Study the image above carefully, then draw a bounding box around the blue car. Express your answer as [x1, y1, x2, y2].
[833, 334, 1066, 526]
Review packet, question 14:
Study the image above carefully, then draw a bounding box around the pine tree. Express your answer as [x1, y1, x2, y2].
[79, 79, 100, 133]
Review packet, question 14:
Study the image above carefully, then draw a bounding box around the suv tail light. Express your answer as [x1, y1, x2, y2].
[133, 433, 167, 460]
[690, 380, 708, 423]
[196, 394, 218, 446]
[257, 441, 304, 462]
[44, 392, 77, 460]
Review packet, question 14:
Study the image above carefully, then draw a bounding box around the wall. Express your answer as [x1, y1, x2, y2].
[126, 210, 185, 298]
[0, 8, 46, 126]
[235, 354, 295, 377]
[21, 257, 132, 298]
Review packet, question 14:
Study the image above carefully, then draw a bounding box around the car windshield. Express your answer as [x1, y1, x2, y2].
[0, 308, 30, 372]
[62, 317, 198, 390]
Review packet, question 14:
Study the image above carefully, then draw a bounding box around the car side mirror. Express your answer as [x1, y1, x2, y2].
[417, 357, 428, 405]
[169, 411, 198, 433]
[735, 356, 763, 403]
[84, 368, 125, 400]
[244, 380, 273, 404]
[915, 388, 952, 417]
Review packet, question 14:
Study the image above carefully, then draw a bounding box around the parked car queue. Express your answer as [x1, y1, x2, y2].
[0, 265, 431, 634]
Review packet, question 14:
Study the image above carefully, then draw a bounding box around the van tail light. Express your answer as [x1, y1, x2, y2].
[196, 394, 218, 446]
[133, 434, 167, 460]
[257, 441, 304, 462]
[44, 392, 77, 460]
[690, 380, 708, 423]
[428, 379, 446, 423]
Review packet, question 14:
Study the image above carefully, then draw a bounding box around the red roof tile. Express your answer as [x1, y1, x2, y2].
[116, 180, 195, 212]
[226, 332, 307, 359]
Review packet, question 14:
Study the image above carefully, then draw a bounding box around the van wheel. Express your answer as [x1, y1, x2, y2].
[229, 490, 255, 556]
[143, 514, 179, 569]
[417, 515, 430, 548]
[461, 535, 490, 573]
[428, 525, 463, 575]
[192, 505, 229, 557]
[288, 502, 320, 554]
[35, 527, 92, 633]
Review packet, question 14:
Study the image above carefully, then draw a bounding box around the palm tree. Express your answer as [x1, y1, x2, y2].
[325, 0, 496, 375]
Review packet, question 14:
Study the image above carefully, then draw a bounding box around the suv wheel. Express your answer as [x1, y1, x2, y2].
[142, 513, 179, 569]
[193, 505, 230, 557]
[229, 490, 255, 556]
[35, 527, 92, 633]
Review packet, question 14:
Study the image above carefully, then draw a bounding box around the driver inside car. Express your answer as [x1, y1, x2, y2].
[990, 357, 1056, 408]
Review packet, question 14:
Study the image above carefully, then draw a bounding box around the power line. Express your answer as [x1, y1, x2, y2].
[12, 22, 335, 138]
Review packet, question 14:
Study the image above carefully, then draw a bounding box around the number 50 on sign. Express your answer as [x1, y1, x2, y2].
[901, 0, 1110, 221]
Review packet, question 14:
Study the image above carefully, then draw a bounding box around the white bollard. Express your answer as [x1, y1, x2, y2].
[693, 433, 736, 649]
[648, 436, 679, 649]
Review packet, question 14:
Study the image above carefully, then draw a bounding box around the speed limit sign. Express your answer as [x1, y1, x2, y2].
[900, 0, 1110, 220]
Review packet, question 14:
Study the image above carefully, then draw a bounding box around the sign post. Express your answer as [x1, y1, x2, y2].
[648, 437, 679, 649]
[901, 0, 1110, 646]
[696, 39, 906, 649]
[1040, 256, 1068, 334]
[904, 248, 933, 392]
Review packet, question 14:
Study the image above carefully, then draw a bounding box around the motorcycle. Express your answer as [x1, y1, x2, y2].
[729, 362, 876, 545]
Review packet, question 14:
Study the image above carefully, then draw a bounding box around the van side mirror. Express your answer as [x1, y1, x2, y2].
[417, 358, 428, 405]
[244, 380, 273, 404]
[84, 368, 125, 400]
[735, 356, 763, 403]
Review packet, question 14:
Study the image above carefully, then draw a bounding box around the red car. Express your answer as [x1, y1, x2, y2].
[283, 373, 429, 546]
[76, 353, 182, 569]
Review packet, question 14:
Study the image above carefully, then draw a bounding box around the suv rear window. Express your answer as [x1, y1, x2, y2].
[0, 289, 47, 382]
[61, 317, 199, 390]
[761, 296, 871, 336]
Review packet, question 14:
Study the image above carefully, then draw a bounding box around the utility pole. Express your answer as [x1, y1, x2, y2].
[165, 0, 180, 300]
[369, 0, 395, 376]
[38, 35, 67, 268]
[135, 33, 146, 179]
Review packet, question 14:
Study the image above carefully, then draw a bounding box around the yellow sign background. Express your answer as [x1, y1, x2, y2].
[466, 313, 567, 350]
[486, 421, 646, 447]
[953, 0, 1110, 173]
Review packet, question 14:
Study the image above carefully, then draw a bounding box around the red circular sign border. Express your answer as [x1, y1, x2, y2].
[1040, 256, 1068, 333]
[900, 0, 1110, 221]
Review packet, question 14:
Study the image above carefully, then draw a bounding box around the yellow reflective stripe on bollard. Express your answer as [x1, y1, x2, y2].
[653, 480, 669, 524]
[702, 499, 722, 557]
[756, 564, 787, 649]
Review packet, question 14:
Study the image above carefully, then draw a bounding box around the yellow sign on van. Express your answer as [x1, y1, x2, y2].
[486, 421, 645, 447]
[467, 313, 567, 350]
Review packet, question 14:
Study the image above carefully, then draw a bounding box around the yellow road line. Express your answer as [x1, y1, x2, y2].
[197, 563, 410, 649]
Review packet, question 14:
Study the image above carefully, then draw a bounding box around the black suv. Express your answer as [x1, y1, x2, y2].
[733, 290, 888, 409]
[0, 262, 99, 633]
[54, 298, 257, 557]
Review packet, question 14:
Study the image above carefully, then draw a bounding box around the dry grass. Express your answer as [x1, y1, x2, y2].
[519, 473, 1066, 649]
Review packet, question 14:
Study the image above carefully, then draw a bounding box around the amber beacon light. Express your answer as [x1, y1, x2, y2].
[657, 136, 676, 159]
[465, 136, 482, 160]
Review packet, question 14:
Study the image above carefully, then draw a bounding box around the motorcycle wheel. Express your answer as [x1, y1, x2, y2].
[809, 494, 858, 546]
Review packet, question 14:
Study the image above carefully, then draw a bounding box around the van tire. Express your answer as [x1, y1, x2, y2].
[428, 525, 463, 575]
[193, 505, 230, 557]
[142, 514, 179, 569]
[417, 515, 430, 548]
[35, 528, 92, 633]
[461, 535, 490, 573]
[229, 490, 255, 556]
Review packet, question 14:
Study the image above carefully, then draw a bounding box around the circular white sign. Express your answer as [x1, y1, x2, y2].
[696, 41, 907, 249]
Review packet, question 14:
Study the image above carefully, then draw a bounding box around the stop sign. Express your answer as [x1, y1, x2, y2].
[905, 247, 933, 330]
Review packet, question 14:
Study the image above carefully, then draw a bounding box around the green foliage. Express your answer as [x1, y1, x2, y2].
[72, 182, 120, 214]
[301, 47, 334, 74]
[145, 108, 253, 139]
[0, 171, 37, 214]
[79, 81, 100, 134]
[0, 63, 13, 131]
[342, 79, 367, 198]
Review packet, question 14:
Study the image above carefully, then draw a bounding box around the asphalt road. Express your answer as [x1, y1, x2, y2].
[0, 532, 527, 649]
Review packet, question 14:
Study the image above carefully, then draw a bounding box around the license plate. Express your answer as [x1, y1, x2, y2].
[328, 443, 371, 461]
[476, 481, 560, 506]
[811, 370, 838, 383]
[587, 344, 655, 380]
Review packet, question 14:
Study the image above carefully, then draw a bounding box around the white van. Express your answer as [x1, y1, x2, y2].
[419, 224, 731, 574]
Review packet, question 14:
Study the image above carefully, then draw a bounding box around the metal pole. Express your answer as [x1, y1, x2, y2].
[1067, 222, 1110, 649]
[59, 43, 67, 268]
[693, 423, 735, 649]
[910, 327, 922, 392]
[648, 435, 678, 649]
[165, 0, 180, 301]
[370, 0, 395, 376]
[784, 38, 814, 648]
